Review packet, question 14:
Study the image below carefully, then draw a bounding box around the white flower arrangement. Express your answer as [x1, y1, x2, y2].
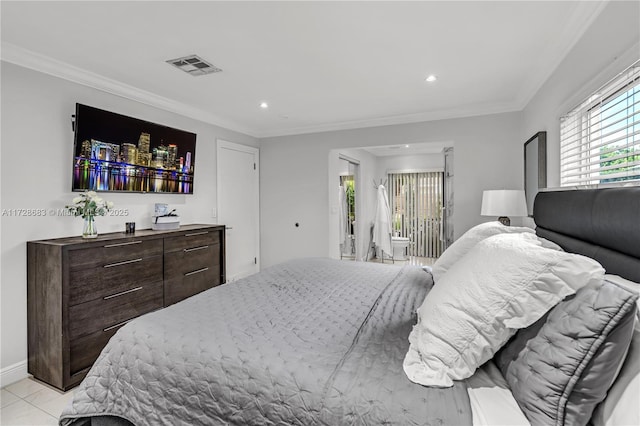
[66, 191, 114, 219]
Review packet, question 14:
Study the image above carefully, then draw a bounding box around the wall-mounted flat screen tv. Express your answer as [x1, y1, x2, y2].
[72, 103, 197, 194]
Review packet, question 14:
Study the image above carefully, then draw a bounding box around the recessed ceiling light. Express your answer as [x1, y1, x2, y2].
[405, 145, 410, 148]
[425, 75, 437, 83]
[260, 102, 269, 109]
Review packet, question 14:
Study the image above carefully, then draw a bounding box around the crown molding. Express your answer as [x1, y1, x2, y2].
[5, 9, 599, 142]
[1, 42, 524, 140]
[1, 42, 258, 138]
[256, 103, 519, 139]
[514, 1, 608, 110]
[258, 2, 610, 138]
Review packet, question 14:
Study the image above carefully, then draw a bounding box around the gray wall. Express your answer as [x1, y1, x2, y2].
[260, 112, 523, 267]
[0, 62, 258, 379]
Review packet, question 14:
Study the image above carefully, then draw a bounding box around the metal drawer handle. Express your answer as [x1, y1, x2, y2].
[103, 286, 143, 300]
[185, 231, 209, 237]
[103, 319, 133, 332]
[104, 258, 143, 268]
[185, 267, 209, 276]
[104, 241, 142, 248]
[184, 245, 209, 253]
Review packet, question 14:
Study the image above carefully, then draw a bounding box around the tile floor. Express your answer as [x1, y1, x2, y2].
[1, 377, 74, 425]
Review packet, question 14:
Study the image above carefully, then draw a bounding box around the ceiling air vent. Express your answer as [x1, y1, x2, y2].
[166, 55, 222, 76]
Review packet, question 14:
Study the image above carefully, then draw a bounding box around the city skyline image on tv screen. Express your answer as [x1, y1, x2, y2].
[72, 103, 197, 194]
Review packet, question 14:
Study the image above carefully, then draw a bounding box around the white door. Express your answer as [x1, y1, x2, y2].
[217, 140, 259, 281]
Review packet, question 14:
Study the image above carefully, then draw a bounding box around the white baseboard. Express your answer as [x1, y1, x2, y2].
[0, 360, 28, 388]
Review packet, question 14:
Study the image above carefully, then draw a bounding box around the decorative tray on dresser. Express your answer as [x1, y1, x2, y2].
[27, 224, 225, 391]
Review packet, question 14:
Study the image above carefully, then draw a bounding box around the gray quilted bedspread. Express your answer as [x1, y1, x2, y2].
[60, 258, 471, 426]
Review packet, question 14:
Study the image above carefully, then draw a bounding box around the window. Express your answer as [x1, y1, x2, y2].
[560, 60, 640, 186]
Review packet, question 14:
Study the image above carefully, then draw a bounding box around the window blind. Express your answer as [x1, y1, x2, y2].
[560, 60, 640, 186]
[388, 172, 443, 258]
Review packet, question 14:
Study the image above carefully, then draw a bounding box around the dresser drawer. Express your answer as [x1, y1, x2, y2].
[164, 263, 221, 306]
[68, 281, 163, 339]
[164, 243, 220, 278]
[69, 326, 119, 376]
[68, 239, 163, 269]
[163, 229, 220, 253]
[69, 256, 163, 306]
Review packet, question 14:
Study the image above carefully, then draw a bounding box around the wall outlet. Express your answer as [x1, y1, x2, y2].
[211, 208, 217, 218]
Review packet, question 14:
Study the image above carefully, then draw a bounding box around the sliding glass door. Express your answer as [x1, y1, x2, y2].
[388, 171, 444, 259]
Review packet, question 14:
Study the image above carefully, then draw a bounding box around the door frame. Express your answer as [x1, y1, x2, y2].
[216, 139, 260, 275]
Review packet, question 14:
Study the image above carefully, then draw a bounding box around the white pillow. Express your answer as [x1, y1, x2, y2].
[403, 232, 605, 388]
[537, 236, 564, 251]
[431, 221, 534, 282]
[591, 275, 640, 426]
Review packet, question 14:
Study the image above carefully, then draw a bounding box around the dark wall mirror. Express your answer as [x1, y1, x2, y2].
[524, 131, 547, 216]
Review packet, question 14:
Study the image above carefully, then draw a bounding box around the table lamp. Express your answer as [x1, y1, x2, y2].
[481, 190, 527, 226]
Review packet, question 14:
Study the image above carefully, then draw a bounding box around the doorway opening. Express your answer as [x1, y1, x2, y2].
[328, 143, 453, 265]
[339, 157, 358, 260]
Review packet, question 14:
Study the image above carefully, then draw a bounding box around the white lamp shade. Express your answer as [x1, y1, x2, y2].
[481, 190, 528, 217]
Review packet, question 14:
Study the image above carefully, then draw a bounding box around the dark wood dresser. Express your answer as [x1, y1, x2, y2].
[27, 224, 225, 391]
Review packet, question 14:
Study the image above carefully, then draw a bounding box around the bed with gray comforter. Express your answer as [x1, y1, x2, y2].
[60, 258, 471, 426]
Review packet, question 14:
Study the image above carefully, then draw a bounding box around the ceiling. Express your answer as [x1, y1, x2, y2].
[1, 1, 606, 138]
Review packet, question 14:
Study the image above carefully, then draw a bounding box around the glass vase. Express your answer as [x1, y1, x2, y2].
[82, 216, 98, 239]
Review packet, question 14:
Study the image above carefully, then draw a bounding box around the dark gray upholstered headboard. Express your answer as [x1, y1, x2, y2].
[534, 187, 640, 283]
